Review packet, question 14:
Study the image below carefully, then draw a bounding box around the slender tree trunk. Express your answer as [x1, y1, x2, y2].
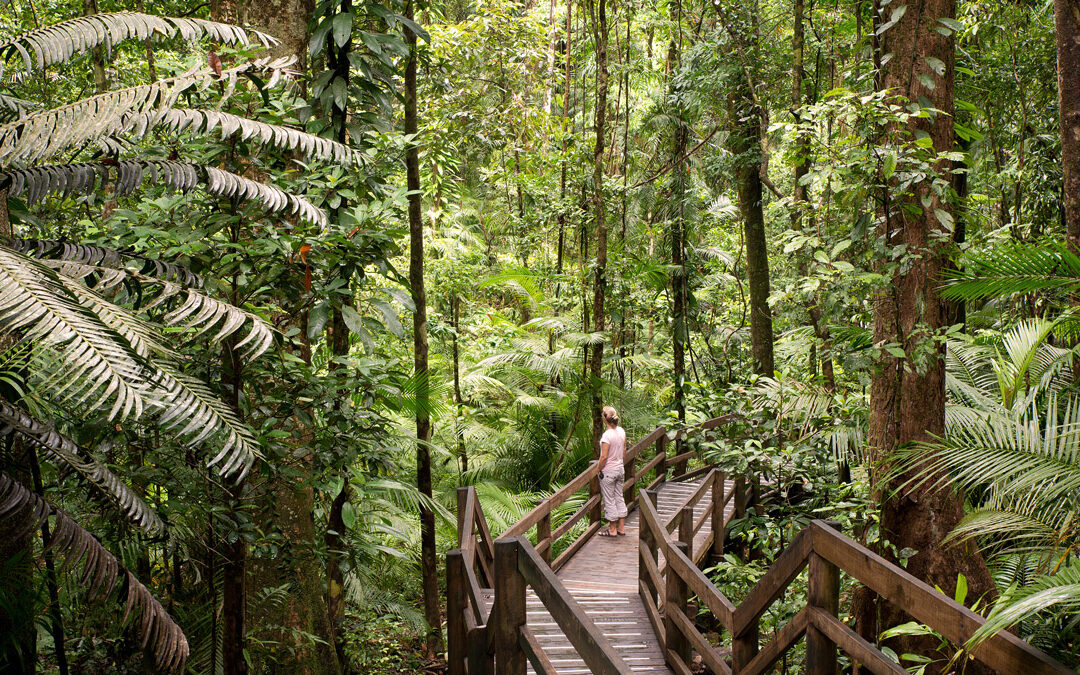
[856, 0, 995, 663]
[726, 1, 774, 377]
[589, 0, 610, 452]
[405, 0, 442, 656]
[221, 336, 247, 675]
[452, 295, 468, 472]
[668, 17, 688, 429]
[1057, 0, 1080, 263]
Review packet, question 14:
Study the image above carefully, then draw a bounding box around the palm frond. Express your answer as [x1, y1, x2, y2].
[152, 366, 260, 480]
[0, 58, 302, 166]
[942, 242, 1080, 301]
[970, 559, 1080, 648]
[0, 11, 275, 79]
[0, 473, 188, 671]
[149, 277, 274, 360]
[0, 245, 149, 420]
[3, 161, 328, 227]
[8, 237, 201, 286]
[0, 401, 165, 536]
[140, 108, 362, 166]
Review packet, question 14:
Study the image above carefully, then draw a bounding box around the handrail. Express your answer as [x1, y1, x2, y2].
[637, 483, 1077, 675]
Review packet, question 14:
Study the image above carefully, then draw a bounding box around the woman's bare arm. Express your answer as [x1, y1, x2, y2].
[598, 441, 610, 468]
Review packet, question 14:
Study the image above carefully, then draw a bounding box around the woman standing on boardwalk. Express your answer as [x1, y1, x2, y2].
[597, 406, 628, 536]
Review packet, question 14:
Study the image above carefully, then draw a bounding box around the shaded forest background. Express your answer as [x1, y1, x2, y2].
[1, 0, 1079, 671]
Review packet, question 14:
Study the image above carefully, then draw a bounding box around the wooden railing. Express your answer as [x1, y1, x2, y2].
[446, 415, 741, 674]
[638, 491, 1076, 675]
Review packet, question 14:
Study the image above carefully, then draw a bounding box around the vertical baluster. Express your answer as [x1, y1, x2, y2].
[493, 538, 526, 675]
[640, 489, 658, 606]
[456, 486, 469, 542]
[623, 450, 636, 507]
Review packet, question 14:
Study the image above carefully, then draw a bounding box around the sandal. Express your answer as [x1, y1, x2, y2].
[598, 530, 617, 537]
[617, 532, 626, 536]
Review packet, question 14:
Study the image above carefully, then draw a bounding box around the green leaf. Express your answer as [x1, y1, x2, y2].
[332, 13, 353, 48]
[924, 56, 946, 76]
[341, 304, 365, 336]
[341, 501, 356, 530]
[371, 299, 403, 338]
[917, 73, 937, 91]
[934, 208, 955, 231]
[883, 152, 897, 179]
[955, 573, 968, 604]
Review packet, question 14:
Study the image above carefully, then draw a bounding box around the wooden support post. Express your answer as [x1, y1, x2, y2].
[447, 549, 467, 675]
[711, 471, 726, 559]
[589, 463, 602, 525]
[678, 505, 693, 561]
[468, 625, 493, 675]
[807, 551, 840, 675]
[732, 622, 759, 671]
[656, 435, 668, 483]
[537, 511, 552, 565]
[734, 476, 746, 519]
[664, 540, 690, 667]
[493, 539, 527, 675]
[623, 452, 636, 506]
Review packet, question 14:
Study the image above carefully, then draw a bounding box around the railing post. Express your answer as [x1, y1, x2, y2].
[711, 471, 725, 559]
[664, 540, 690, 667]
[589, 462, 601, 525]
[732, 622, 759, 672]
[493, 538, 526, 675]
[468, 625, 493, 675]
[726, 476, 746, 557]
[537, 510, 552, 565]
[656, 435, 668, 484]
[447, 549, 467, 675]
[640, 489, 658, 606]
[807, 550, 840, 675]
[623, 451, 636, 507]
[456, 486, 470, 541]
[678, 505, 693, 561]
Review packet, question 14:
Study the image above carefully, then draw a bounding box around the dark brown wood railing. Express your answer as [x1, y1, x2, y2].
[638, 491, 1076, 675]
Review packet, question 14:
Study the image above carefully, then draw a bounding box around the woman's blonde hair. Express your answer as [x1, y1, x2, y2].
[602, 406, 619, 426]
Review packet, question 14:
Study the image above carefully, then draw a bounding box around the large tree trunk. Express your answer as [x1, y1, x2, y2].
[404, 0, 443, 657]
[857, 0, 995, 662]
[589, 0, 609, 452]
[1057, 0, 1080, 259]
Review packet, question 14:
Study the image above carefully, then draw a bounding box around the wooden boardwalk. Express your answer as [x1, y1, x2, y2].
[503, 477, 736, 674]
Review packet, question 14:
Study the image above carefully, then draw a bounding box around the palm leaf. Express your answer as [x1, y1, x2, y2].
[0, 245, 149, 420]
[970, 559, 1080, 649]
[942, 242, 1080, 301]
[0, 11, 275, 79]
[8, 237, 201, 286]
[2, 161, 328, 227]
[0, 401, 165, 536]
[0, 473, 188, 671]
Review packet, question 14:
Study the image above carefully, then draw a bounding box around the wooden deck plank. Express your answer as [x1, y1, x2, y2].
[507, 477, 736, 674]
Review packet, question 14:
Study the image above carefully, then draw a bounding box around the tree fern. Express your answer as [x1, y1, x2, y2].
[942, 241, 1080, 301]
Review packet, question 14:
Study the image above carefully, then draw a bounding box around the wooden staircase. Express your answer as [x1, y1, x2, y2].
[446, 417, 1077, 675]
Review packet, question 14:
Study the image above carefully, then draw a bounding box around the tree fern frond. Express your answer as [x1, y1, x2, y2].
[0, 93, 38, 120]
[0, 473, 188, 671]
[0, 12, 276, 79]
[2, 161, 329, 227]
[0, 245, 149, 420]
[0, 401, 165, 536]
